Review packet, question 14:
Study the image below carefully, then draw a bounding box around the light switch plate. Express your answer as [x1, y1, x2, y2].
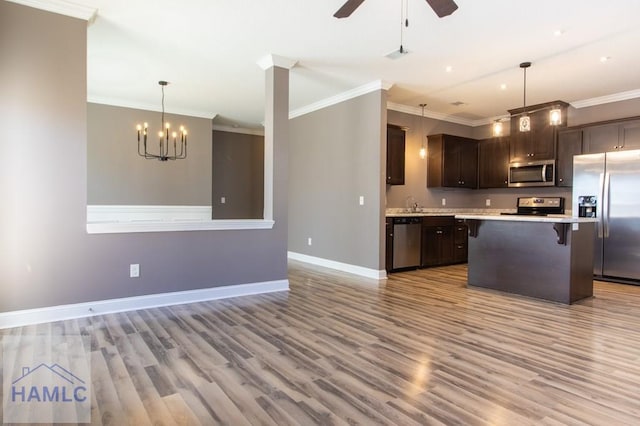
[359, 196, 364, 205]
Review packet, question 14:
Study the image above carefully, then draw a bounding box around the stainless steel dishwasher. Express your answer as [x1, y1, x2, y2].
[392, 217, 422, 270]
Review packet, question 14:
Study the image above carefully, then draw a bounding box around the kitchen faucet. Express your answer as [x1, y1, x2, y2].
[405, 196, 419, 212]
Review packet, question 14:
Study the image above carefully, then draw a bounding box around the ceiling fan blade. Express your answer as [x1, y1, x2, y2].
[333, 0, 366, 18]
[425, 0, 458, 17]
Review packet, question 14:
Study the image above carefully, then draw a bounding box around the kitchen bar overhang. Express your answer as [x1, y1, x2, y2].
[456, 214, 598, 304]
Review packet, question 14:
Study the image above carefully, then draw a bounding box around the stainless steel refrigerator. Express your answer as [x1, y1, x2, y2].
[573, 149, 640, 282]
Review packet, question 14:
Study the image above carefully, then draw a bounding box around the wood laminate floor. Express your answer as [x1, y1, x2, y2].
[3, 261, 640, 425]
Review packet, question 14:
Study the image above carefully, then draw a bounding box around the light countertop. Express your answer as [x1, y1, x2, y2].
[454, 214, 597, 224]
[386, 208, 512, 218]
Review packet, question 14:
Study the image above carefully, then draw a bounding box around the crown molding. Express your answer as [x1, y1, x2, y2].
[213, 125, 264, 136]
[290, 80, 394, 119]
[387, 102, 477, 127]
[87, 97, 217, 120]
[257, 54, 298, 70]
[7, 0, 97, 22]
[570, 89, 640, 109]
[475, 114, 511, 127]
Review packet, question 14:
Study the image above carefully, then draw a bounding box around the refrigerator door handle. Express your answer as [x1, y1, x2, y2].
[603, 172, 611, 238]
[597, 172, 605, 238]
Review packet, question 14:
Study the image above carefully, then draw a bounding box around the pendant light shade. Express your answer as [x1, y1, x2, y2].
[492, 120, 503, 137]
[549, 108, 562, 125]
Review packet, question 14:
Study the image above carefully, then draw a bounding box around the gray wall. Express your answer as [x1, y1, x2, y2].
[0, 2, 288, 313]
[387, 99, 640, 211]
[212, 130, 264, 219]
[87, 103, 212, 205]
[289, 91, 386, 271]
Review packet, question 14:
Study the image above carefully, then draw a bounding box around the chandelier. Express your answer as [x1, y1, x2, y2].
[136, 81, 187, 161]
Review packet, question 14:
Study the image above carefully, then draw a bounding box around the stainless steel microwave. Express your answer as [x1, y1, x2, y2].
[508, 159, 555, 187]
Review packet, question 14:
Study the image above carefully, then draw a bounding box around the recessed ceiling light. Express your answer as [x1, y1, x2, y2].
[500, 83, 507, 90]
[553, 29, 565, 37]
[445, 65, 453, 73]
[600, 56, 611, 63]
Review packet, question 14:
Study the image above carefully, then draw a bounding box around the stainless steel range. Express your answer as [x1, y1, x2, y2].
[501, 197, 565, 216]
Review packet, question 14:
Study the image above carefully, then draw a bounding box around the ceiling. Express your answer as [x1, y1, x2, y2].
[25, 0, 640, 128]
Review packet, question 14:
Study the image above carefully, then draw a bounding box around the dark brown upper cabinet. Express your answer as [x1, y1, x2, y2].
[478, 136, 509, 188]
[508, 101, 569, 163]
[582, 122, 619, 154]
[427, 134, 478, 189]
[386, 124, 405, 185]
[556, 129, 583, 187]
[583, 118, 640, 154]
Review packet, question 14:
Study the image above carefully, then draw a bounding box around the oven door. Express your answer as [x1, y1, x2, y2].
[508, 160, 555, 187]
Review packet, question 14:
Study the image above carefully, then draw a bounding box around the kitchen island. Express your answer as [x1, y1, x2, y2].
[455, 214, 597, 304]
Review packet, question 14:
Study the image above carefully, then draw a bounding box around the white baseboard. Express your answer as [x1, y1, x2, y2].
[288, 251, 387, 280]
[0, 279, 289, 330]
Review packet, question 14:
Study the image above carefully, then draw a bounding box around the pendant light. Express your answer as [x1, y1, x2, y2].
[492, 120, 503, 137]
[549, 107, 562, 125]
[519, 62, 531, 133]
[419, 103, 427, 159]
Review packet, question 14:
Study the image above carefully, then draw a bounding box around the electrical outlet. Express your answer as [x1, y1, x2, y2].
[486, 199, 491, 207]
[129, 264, 140, 278]
[442, 198, 446, 206]
[307, 238, 312, 246]
[221, 197, 226, 204]
[359, 196, 364, 205]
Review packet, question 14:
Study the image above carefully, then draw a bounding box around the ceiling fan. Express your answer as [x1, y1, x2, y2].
[334, 0, 458, 19]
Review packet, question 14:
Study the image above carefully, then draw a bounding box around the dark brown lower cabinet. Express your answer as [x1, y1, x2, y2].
[385, 218, 393, 272]
[386, 215, 468, 272]
[421, 217, 454, 267]
[453, 219, 468, 263]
